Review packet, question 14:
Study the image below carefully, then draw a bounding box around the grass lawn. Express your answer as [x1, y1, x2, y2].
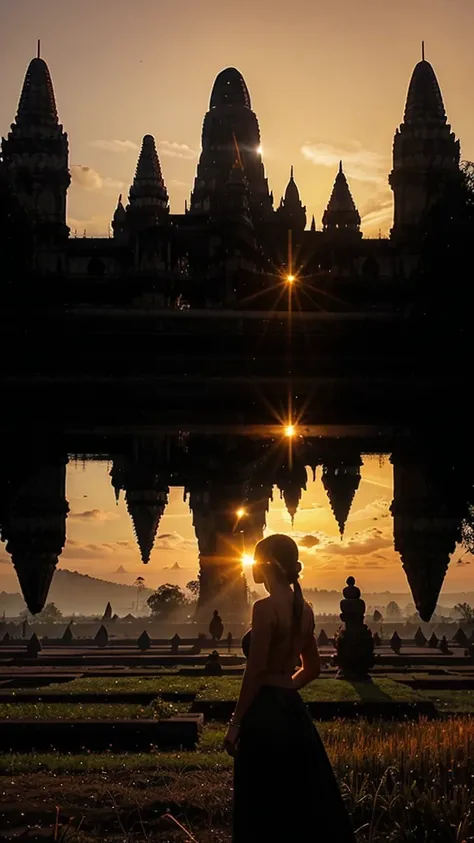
[418, 689, 474, 712]
[42, 676, 204, 695]
[196, 677, 424, 703]
[0, 697, 177, 720]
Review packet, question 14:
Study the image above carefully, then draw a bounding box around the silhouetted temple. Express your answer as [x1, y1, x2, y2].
[1, 50, 473, 620]
[0, 52, 465, 288]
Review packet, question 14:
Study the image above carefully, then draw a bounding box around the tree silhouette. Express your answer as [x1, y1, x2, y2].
[147, 584, 188, 618]
[454, 603, 474, 624]
[37, 603, 63, 622]
[186, 580, 200, 598]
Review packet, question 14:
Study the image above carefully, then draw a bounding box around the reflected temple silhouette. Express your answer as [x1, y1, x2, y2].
[1, 432, 473, 623]
[1, 49, 473, 625]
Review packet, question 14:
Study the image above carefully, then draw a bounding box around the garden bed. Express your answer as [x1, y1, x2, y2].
[0, 713, 203, 753]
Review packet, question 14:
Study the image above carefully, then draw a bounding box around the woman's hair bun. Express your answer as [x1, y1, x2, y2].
[287, 559, 302, 584]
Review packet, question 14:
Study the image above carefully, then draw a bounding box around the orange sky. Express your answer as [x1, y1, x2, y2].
[1, 457, 471, 599]
[1, 0, 473, 237]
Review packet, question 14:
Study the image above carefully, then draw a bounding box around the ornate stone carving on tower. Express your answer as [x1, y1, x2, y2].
[391, 448, 469, 621]
[275, 167, 307, 235]
[191, 68, 273, 228]
[276, 457, 308, 527]
[111, 446, 169, 564]
[1, 50, 70, 243]
[112, 194, 128, 244]
[127, 135, 169, 231]
[389, 49, 460, 243]
[0, 455, 69, 614]
[322, 162, 361, 240]
[322, 456, 362, 537]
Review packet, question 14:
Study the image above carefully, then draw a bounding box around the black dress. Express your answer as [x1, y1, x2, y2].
[233, 630, 356, 843]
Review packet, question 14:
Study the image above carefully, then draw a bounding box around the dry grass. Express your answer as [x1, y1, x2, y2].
[3, 718, 474, 841]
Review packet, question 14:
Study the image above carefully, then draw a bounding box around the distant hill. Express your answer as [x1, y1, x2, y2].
[0, 569, 154, 617]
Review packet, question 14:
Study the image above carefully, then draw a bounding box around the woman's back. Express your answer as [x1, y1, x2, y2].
[243, 594, 315, 685]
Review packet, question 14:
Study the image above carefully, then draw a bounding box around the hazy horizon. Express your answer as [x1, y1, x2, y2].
[1, 456, 472, 604]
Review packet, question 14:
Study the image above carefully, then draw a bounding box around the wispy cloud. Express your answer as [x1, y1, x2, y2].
[159, 141, 197, 160]
[301, 140, 386, 184]
[156, 531, 197, 551]
[71, 165, 103, 191]
[69, 509, 119, 523]
[90, 139, 139, 154]
[71, 165, 124, 193]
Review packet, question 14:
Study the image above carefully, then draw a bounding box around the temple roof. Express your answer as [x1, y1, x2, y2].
[404, 60, 446, 125]
[134, 135, 165, 185]
[16, 57, 58, 128]
[127, 493, 167, 564]
[323, 162, 361, 229]
[210, 68, 251, 109]
[322, 463, 361, 536]
[13, 552, 58, 615]
[129, 135, 168, 206]
[113, 194, 127, 224]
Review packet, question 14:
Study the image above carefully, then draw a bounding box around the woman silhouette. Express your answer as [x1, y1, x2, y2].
[224, 534, 356, 843]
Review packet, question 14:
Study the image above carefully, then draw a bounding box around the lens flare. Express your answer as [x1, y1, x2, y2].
[241, 554, 255, 568]
[286, 274, 295, 284]
[284, 424, 296, 438]
[236, 508, 246, 518]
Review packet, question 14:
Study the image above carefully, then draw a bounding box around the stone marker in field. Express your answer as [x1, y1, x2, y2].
[414, 626, 427, 647]
[26, 632, 42, 658]
[390, 631, 402, 654]
[205, 649, 222, 675]
[428, 631, 438, 648]
[454, 627, 469, 648]
[171, 633, 181, 654]
[439, 635, 451, 655]
[209, 610, 224, 642]
[333, 576, 374, 681]
[62, 623, 74, 644]
[317, 629, 329, 647]
[227, 631, 233, 653]
[94, 624, 109, 648]
[137, 630, 151, 651]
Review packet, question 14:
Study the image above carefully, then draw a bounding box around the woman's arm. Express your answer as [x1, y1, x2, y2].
[292, 635, 321, 690]
[231, 599, 274, 725]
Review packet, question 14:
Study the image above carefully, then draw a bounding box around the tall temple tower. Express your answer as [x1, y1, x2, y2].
[322, 162, 361, 240]
[389, 49, 460, 242]
[190, 67, 273, 228]
[126, 134, 169, 231]
[1, 49, 70, 241]
[275, 166, 307, 234]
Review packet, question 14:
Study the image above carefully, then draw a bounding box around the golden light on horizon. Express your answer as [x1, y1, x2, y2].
[286, 274, 295, 284]
[284, 424, 296, 438]
[242, 554, 255, 568]
[236, 507, 247, 518]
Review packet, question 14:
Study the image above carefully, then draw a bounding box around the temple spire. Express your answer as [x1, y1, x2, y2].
[16, 55, 59, 128]
[390, 52, 460, 240]
[322, 460, 362, 537]
[128, 134, 169, 225]
[310, 215, 316, 232]
[322, 162, 361, 236]
[37, 40, 41, 59]
[275, 165, 306, 233]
